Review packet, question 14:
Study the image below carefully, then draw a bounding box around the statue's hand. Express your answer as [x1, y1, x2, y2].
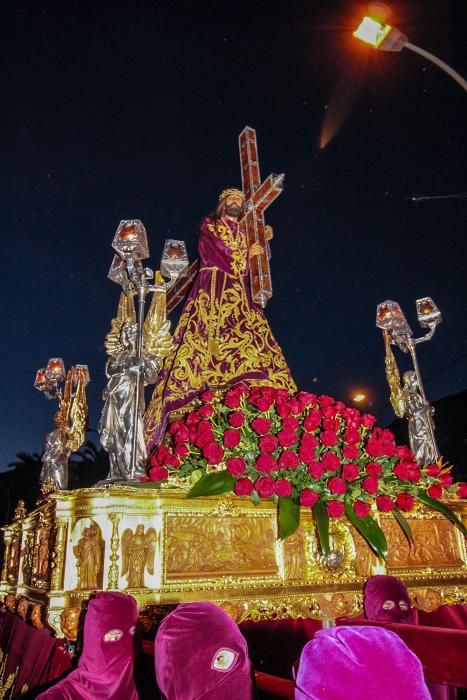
[265, 225, 274, 241]
[249, 243, 264, 259]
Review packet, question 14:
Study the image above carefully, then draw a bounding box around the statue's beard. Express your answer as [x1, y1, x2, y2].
[225, 204, 242, 217]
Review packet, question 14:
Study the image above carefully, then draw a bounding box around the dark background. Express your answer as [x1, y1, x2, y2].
[1, 0, 466, 487]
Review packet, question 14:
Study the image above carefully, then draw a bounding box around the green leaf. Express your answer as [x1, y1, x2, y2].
[312, 500, 330, 556]
[278, 496, 300, 539]
[393, 507, 414, 546]
[250, 490, 261, 506]
[344, 500, 388, 560]
[187, 470, 235, 498]
[414, 491, 467, 537]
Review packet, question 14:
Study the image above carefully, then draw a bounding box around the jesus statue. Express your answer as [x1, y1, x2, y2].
[144, 188, 296, 451]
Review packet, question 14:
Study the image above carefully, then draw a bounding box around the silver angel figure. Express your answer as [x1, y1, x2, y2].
[99, 321, 160, 481]
[402, 371, 440, 466]
[40, 428, 70, 490]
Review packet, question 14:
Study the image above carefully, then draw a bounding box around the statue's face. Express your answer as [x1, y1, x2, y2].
[17, 598, 29, 619]
[31, 604, 43, 629]
[61, 607, 80, 640]
[224, 193, 243, 217]
[5, 595, 16, 613]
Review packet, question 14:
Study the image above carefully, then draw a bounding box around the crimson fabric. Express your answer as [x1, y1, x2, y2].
[240, 618, 322, 679]
[155, 602, 255, 699]
[13, 626, 57, 694]
[418, 604, 467, 630]
[335, 619, 467, 687]
[294, 625, 430, 700]
[255, 671, 294, 699]
[364, 574, 413, 623]
[36, 592, 138, 700]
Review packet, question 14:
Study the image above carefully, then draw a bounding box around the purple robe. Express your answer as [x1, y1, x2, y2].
[145, 215, 296, 450]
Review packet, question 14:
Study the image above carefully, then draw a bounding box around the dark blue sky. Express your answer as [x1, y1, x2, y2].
[2, 0, 466, 469]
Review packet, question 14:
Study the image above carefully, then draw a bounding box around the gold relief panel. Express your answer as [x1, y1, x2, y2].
[70, 518, 105, 591]
[302, 518, 360, 584]
[383, 517, 465, 570]
[163, 513, 278, 581]
[121, 525, 157, 589]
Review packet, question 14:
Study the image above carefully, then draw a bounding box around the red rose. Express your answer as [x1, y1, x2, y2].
[366, 437, 382, 457]
[256, 454, 278, 473]
[186, 411, 201, 426]
[342, 463, 359, 482]
[457, 482, 467, 498]
[282, 416, 299, 430]
[440, 474, 453, 488]
[407, 466, 421, 484]
[278, 450, 300, 469]
[396, 493, 415, 512]
[362, 476, 379, 494]
[140, 476, 151, 482]
[202, 442, 224, 465]
[165, 455, 180, 468]
[299, 444, 316, 465]
[321, 452, 340, 472]
[361, 413, 376, 429]
[288, 398, 303, 415]
[223, 428, 241, 448]
[275, 389, 290, 401]
[196, 430, 215, 449]
[304, 411, 322, 432]
[149, 465, 168, 482]
[321, 430, 339, 447]
[277, 428, 297, 447]
[200, 389, 214, 402]
[254, 397, 273, 413]
[344, 428, 361, 445]
[251, 417, 272, 435]
[327, 500, 345, 517]
[393, 462, 410, 481]
[425, 463, 440, 477]
[259, 434, 278, 454]
[168, 420, 183, 435]
[366, 461, 383, 478]
[198, 405, 214, 419]
[157, 445, 170, 462]
[322, 405, 339, 419]
[353, 500, 371, 518]
[343, 444, 360, 460]
[327, 477, 347, 495]
[149, 454, 159, 468]
[298, 391, 317, 406]
[301, 433, 318, 449]
[174, 443, 189, 459]
[224, 390, 241, 409]
[175, 425, 190, 442]
[324, 418, 340, 432]
[276, 400, 289, 418]
[308, 461, 325, 479]
[299, 489, 319, 508]
[396, 445, 414, 460]
[234, 477, 254, 496]
[319, 395, 335, 407]
[229, 412, 245, 428]
[275, 479, 293, 497]
[427, 484, 443, 500]
[376, 495, 395, 512]
[226, 457, 246, 477]
[255, 476, 275, 498]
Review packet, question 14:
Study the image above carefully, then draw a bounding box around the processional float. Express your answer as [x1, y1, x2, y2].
[0, 128, 465, 643]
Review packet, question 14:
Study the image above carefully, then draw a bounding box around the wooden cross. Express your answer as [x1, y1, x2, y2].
[239, 126, 284, 308]
[166, 126, 283, 312]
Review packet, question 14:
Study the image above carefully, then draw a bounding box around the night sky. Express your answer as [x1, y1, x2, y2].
[2, 0, 466, 469]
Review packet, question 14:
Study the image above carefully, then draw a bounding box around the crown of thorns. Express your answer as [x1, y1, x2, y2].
[218, 188, 245, 202]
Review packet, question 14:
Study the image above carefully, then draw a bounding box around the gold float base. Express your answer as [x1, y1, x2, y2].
[1, 486, 466, 635]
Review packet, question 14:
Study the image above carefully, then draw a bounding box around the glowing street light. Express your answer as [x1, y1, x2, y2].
[353, 16, 467, 92]
[352, 393, 367, 404]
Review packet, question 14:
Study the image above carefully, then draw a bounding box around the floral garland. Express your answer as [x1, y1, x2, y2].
[144, 385, 467, 554]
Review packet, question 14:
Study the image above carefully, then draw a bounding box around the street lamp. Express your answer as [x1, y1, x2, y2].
[353, 17, 467, 92]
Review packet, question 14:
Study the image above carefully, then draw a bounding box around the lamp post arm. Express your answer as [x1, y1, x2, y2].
[405, 42, 467, 92]
[412, 323, 438, 345]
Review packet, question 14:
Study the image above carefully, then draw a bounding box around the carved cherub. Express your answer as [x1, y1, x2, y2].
[121, 525, 156, 588]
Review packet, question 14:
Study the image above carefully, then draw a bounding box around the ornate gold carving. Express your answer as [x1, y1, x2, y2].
[304, 519, 358, 584]
[413, 587, 444, 613]
[73, 521, 104, 590]
[50, 518, 68, 591]
[107, 513, 121, 589]
[121, 525, 157, 588]
[21, 531, 35, 586]
[60, 606, 80, 641]
[383, 517, 465, 569]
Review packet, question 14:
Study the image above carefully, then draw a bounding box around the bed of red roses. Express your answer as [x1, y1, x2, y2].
[143, 385, 467, 557]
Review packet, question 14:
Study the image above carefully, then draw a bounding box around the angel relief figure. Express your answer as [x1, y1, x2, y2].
[121, 525, 156, 588]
